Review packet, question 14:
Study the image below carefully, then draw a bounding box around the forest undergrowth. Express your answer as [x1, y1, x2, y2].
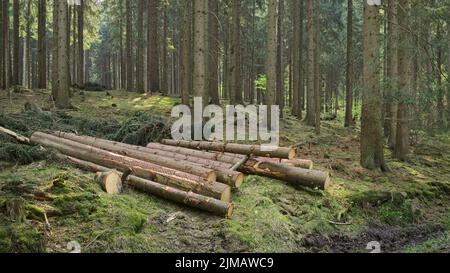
[0, 89, 448, 253]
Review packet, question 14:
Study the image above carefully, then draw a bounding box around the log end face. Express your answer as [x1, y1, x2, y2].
[322, 173, 332, 191]
[221, 186, 232, 203]
[226, 203, 234, 218]
[288, 148, 297, 160]
[207, 171, 217, 183]
[234, 173, 245, 188]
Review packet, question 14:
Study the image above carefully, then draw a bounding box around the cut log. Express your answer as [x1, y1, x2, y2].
[31, 132, 231, 202]
[54, 132, 216, 182]
[240, 159, 331, 190]
[161, 139, 297, 159]
[94, 170, 123, 194]
[57, 155, 233, 217]
[0, 126, 30, 144]
[54, 132, 244, 187]
[254, 157, 314, 170]
[146, 143, 241, 165]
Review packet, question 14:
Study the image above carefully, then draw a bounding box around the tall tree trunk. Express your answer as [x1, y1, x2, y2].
[181, 0, 191, 105]
[436, 23, 445, 127]
[148, 0, 160, 92]
[276, 0, 285, 118]
[77, 0, 84, 87]
[161, 4, 168, 94]
[360, 1, 386, 171]
[193, 0, 208, 105]
[119, 0, 125, 89]
[209, 0, 220, 105]
[292, 0, 302, 118]
[394, 0, 411, 161]
[136, 0, 144, 92]
[230, 0, 242, 104]
[305, 0, 316, 126]
[12, 0, 19, 86]
[384, 0, 398, 147]
[37, 0, 47, 89]
[345, 0, 354, 127]
[266, 0, 277, 123]
[23, 0, 31, 88]
[0, 0, 3, 90]
[54, 0, 70, 109]
[313, 0, 321, 134]
[126, 0, 133, 91]
[448, 3, 450, 115]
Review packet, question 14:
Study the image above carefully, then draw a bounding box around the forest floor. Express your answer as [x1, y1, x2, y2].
[0, 88, 449, 253]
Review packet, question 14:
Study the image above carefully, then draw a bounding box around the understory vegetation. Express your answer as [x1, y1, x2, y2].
[0, 90, 448, 253]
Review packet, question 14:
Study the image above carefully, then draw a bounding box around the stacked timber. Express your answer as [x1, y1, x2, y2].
[26, 131, 331, 218]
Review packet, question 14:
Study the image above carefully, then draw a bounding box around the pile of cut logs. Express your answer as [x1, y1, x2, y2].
[26, 132, 331, 218]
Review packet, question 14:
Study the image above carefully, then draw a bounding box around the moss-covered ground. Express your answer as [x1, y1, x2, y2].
[0, 89, 448, 253]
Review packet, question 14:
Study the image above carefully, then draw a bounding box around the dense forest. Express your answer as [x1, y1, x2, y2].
[0, 0, 449, 253]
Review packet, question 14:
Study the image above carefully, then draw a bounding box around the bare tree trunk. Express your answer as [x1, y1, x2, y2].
[345, 0, 354, 127]
[276, 0, 285, 118]
[37, 0, 47, 89]
[77, 0, 84, 87]
[54, 0, 71, 109]
[266, 0, 277, 122]
[193, 0, 209, 105]
[305, 0, 316, 126]
[126, 0, 133, 91]
[148, 0, 160, 92]
[136, 0, 145, 92]
[313, 0, 321, 134]
[360, 1, 386, 171]
[161, 3, 168, 94]
[12, 0, 19, 86]
[181, 0, 191, 105]
[230, 0, 242, 104]
[209, 0, 220, 105]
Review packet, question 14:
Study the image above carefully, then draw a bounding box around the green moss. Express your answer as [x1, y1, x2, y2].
[405, 233, 450, 253]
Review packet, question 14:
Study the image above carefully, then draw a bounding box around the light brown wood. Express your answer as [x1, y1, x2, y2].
[0, 126, 30, 144]
[94, 170, 123, 194]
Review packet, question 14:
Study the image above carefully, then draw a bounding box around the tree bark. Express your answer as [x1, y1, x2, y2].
[148, 0, 160, 92]
[54, 0, 71, 109]
[77, 0, 84, 86]
[181, 0, 191, 105]
[37, 0, 47, 89]
[305, 0, 316, 126]
[360, 1, 386, 170]
[12, 0, 19, 86]
[136, 0, 145, 92]
[345, 0, 354, 127]
[126, 0, 133, 91]
[230, 0, 242, 104]
[266, 0, 277, 123]
[193, 0, 209, 104]
[384, 0, 398, 147]
[209, 0, 220, 105]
